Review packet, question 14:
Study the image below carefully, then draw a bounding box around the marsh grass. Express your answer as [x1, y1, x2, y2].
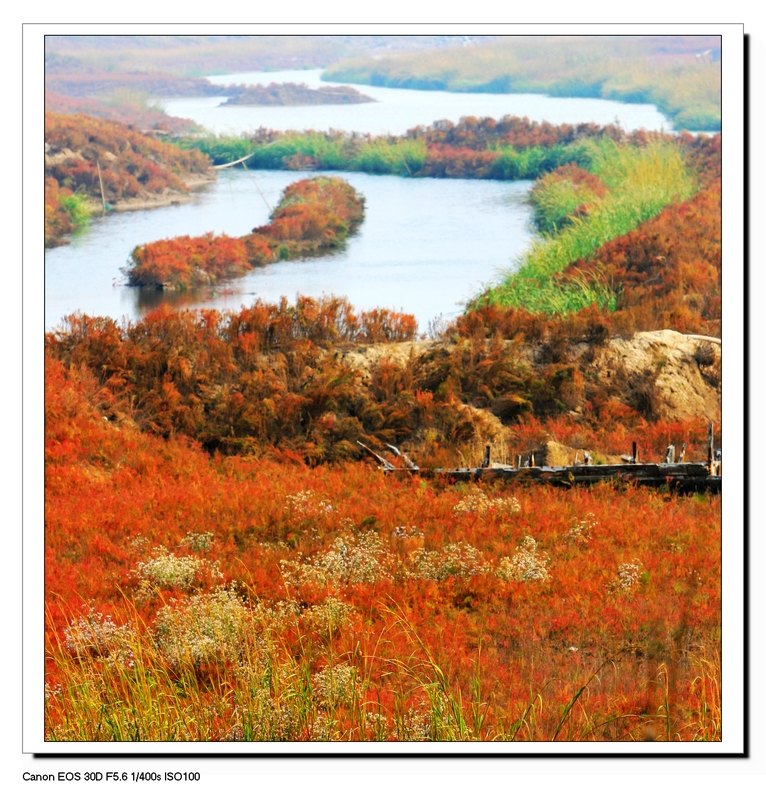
[46, 588, 722, 742]
[324, 37, 721, 131]
[59, 192, 91, 230]
[479, 140, 697, 314]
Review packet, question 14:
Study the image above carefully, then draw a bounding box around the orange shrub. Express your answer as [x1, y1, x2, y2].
[127, 176, 365, 288]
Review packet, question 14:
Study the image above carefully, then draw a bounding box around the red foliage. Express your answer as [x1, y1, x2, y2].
[44, 357, 721, 741]
[128, 176, 365, 288]
[407, 115, 629, 150]
[44, 177, 76, 247]
[44, 112, 211, 203]
[129, 234, 251, 288]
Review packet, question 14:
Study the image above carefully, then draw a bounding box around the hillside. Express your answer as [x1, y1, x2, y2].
[44, 113, 214, 247]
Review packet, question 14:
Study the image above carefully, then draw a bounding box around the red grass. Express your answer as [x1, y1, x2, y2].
[45, 355, 721, 741]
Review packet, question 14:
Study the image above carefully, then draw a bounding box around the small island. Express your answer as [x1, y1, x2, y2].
[126, 176, 365, 290]
[220, 81, 375, 107]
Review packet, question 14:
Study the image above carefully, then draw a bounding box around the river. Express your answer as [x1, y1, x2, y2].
[45, 69, 674, 332]
[162, 68, 674, 136]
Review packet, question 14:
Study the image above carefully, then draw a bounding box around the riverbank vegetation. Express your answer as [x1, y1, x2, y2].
[178, 121, 718, 324]
[44, 112, 213, 247]
[47, 126, 721, 463]
[476, 138, 698, 314]
[44, 177, 91, 247]
[324, 35, 721, 131]
[45, 88, 203, 137]
[126, 177, 365, 289]
[46, 283, 719, 467]
[179, 116, 628, 178]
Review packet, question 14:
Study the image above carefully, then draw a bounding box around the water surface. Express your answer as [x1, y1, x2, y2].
[45, 170, 534, 331]
[47, 70, 673, 331]
[155, 68, 674, 136]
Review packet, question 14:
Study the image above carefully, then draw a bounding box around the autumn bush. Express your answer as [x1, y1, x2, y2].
[44, 112, 212, 247]
[44, 177, 90, 247]
[127, 233, 252, 288]
[45, 112, 210, 202]
[45, 285, 719, 467]
[127, 176, 365, 289]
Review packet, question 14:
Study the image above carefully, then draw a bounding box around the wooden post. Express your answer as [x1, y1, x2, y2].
[632, 441, 638, 464]
[357, 441, 395, 471]
[96, 159, 107, 215]
[707, 422, 715, 475]
[481, 444, 491, 469]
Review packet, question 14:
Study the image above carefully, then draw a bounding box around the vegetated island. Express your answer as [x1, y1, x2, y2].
[126, 176, 365, 290]
[220, 82, 375, 106]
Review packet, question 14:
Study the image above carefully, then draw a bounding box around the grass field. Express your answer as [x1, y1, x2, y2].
[44, 357, 720, 742]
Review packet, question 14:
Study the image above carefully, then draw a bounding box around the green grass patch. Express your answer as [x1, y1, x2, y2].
[352, 139, 427, 175]
[59, 192, 92, 230]
[477, 139, 697, 314]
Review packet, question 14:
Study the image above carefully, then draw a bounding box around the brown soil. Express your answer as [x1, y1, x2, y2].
[341, 328, 722, 429]
[106, 175, 217, 212]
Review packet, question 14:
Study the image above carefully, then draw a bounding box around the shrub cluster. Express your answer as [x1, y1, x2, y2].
[127, 176, 365, 289]
[44, 112, 212, 247]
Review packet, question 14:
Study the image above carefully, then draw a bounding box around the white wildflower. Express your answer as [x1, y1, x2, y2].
[312, 664, 359, 708]
[181, 530, 214, 553]
[564, 512, 598, 544]
[285, 490, 334, 517]
[280, 529, 390, 586]
[303, 597, 356, 637]
[154, 587, 251, 669]
[609, 560, 643, 594]
[409, 542, 489, 580]
[133, 546, 223, 597]
[496, 536, 550, 582]
[63, 607, 135, 665]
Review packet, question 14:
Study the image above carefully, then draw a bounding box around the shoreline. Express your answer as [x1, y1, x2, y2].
[105, 174, 217, 213]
